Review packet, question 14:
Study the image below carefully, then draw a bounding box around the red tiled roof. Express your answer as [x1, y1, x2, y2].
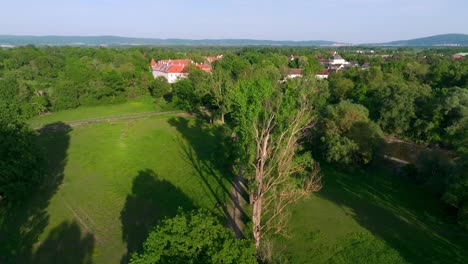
[206, 54, 223, 63]
[288, 68, 303, 75]
[168, 65, 188, 73]
[152, 59, 192, 73]
[152, 56, 222, 74]
[196, 63, 212, 72]
[157, 59, 192, 65]
[319, 69, 330, 75]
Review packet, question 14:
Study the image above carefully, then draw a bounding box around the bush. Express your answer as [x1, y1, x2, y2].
[318, 101, 384, 166]
[130, 209, 256, 264]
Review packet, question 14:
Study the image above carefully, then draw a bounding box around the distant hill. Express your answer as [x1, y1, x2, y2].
[0, 35, 338, 47]
[375, 34, 468, 47]
[2, 34, 467, 47]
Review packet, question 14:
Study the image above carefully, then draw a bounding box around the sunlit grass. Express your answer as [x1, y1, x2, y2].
[34, 114, 231, 263]
[28, 97, 177, 128]
[273, 163, 468, 264]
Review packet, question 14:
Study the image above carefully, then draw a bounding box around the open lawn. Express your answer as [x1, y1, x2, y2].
[28, 97, 176, 129]
[274, 163, 468, 264]
[0, 114, 233, 263]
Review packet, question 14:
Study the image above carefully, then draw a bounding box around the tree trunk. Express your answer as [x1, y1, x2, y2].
[252, 194, 262, 250]
[220, 112, 225, 124]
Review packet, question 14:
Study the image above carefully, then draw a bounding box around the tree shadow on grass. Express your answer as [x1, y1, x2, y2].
[120, 169, 194, 263]
[0, 122, 72, 263]
[167, 117, 249, 237]
[317, 163, 468, 264]
[32, 220, 95, 264]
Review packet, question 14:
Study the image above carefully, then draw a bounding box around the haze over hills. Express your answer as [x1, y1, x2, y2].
[374, 34, 468, 47]
[0, 34, 467, 47]
[0, 35, 337, 47]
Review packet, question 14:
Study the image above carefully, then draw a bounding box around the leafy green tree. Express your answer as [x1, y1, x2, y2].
[440, 87, 468, 151]
[148, 77, 171, 98]
[318, 101, 383, 165]
[328, 74, 355, 103]
[214, 54, 250, 80]
[130, 209, 256, 264]
[208, 67, 234, 124]
[375, 78, 431, 135]
[229, 74, 323, 252]
[0, 102, 43, 203]
[172, 78, 196, 111]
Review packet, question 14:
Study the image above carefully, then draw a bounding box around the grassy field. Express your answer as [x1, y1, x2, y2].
[1, 114, 232, 263]
[28, 97, 176, 128]
[273, 163, 468, 264]
[4, 103, 468, 263]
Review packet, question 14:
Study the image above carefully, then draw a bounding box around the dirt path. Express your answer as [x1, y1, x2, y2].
[227, 168, 248, 239]
[35, 111, 186, 131]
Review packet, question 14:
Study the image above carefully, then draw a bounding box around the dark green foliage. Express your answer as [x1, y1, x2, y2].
[0, 103, 43, 203]
[328, 75, 354, 103]
[172, 78, 197, 111]
[377, 81, 431, 135]
[148, 77, 171, 98]
[443, 155, 468, 230]
[440, 87, 468, 151]
[415, 150, 454, 194]
[328, 233, 406, 264]
[130, 209, 256, 264]
[0, 46, 154, 116]
[318, 101, 383, 165]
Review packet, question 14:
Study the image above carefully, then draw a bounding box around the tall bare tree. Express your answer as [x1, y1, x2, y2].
[230, 76, 324, 252]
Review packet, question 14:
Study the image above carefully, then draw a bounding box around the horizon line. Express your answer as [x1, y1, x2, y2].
[0, 33, 467, 45]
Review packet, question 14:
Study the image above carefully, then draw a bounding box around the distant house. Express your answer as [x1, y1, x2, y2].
[328, 53, 350, 66]
[316, 69, 330, 79]
[361, 63, 371, 70]
[195, 62, 212, 73]
[287, 68, 303, 79]
[151, 59, 191, 83]
[316, 51, 358, 78]
[150, 55, 223, 83]
[452, 53, 468, 59]
[289, 55, 300, 62]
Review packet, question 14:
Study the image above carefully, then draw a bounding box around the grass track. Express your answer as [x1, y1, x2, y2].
[28, 97, 176, 128]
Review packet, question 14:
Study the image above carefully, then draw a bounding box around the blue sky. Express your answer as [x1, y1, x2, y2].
[1, 0, 467, 43]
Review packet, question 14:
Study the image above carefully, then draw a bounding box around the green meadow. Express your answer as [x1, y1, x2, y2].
[2, 111, 232, 263]
[274, 164, 468, 264]
[2, 104, 467, 264]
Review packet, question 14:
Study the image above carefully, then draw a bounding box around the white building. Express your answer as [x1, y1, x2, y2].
[315, 69, 330, 79]
[328, 53, 349, 66]
[151, 59, 191, 83]
[150, 55, 223, 83]
[286, 68, 303, 79]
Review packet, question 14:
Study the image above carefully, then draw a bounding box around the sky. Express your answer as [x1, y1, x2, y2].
[1, 0, 467, 43]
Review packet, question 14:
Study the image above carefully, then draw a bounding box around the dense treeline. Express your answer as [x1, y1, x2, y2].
[0, 46, 155, 116]
[163, 49, 468, 231]
[0, 45, 238, 118]
[324, 55, 467, 229]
